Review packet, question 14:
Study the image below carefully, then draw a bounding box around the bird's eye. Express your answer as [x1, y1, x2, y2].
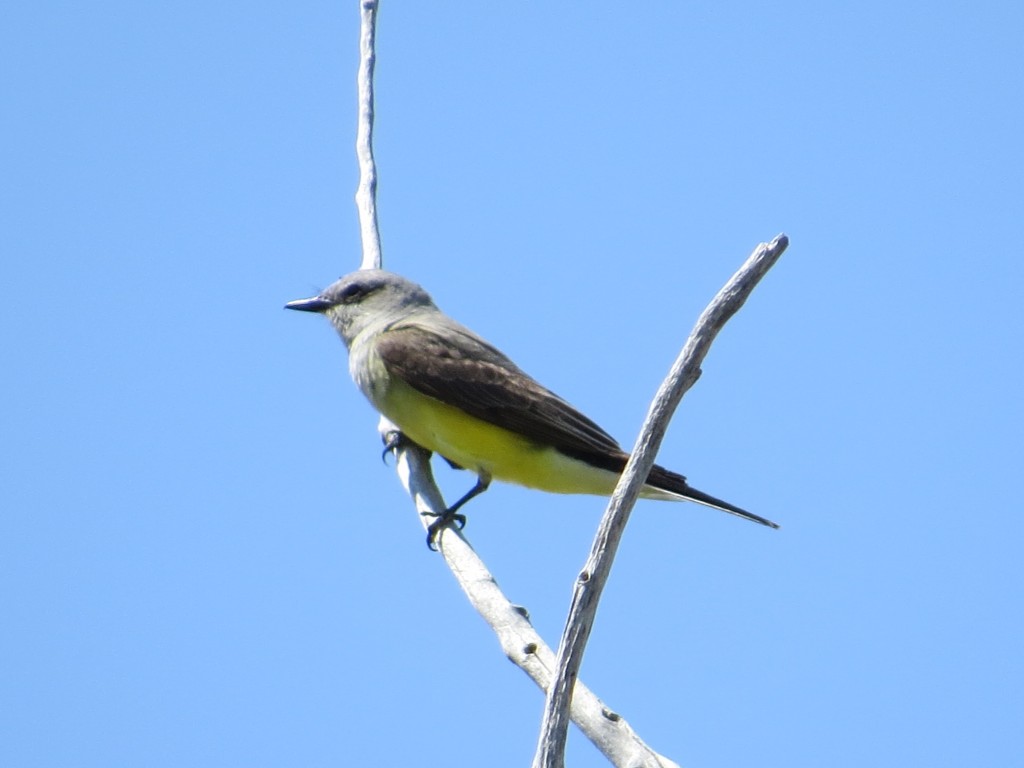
[339, 283, 366, 302]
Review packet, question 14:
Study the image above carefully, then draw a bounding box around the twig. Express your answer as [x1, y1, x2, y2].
[355, 0, 382, 270]
[531, 234, 789, 768]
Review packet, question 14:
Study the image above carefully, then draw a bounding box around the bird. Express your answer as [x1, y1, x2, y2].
[286, 269, 778, 545]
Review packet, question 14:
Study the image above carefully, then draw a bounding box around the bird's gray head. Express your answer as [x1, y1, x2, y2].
[285, 269, 437, 346]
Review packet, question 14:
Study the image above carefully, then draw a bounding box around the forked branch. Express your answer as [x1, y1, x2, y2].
[350, 3, 787, 766]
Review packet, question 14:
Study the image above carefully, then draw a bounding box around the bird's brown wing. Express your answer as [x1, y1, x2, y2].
[374, 322, 623, 458]
[376, 321, 780, 528]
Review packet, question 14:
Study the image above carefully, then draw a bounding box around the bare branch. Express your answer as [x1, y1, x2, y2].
[350, 3, 782, 765]
[381, 418, 680, 768]
[355, 0, 382, 270]
[532, 234, 790, 768]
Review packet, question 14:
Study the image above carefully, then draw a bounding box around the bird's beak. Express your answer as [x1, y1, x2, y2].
[285, 296, 334, 313]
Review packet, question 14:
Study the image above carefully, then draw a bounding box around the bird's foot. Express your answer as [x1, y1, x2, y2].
[422, 508, 467, 551]
[381, 429, 411, 464]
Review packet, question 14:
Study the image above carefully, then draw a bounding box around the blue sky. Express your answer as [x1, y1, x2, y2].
[2, 2, 1022, 766]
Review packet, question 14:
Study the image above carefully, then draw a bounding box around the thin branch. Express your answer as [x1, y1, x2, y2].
[380, 418, 680, 768]
[532, 234, 790, 768]
[355, 0, 382, 270]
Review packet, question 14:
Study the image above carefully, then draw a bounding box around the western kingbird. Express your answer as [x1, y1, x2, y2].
[286, 269, 778, 542]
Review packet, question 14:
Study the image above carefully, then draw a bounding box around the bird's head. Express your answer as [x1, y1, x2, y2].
[285, 269, 436, 347]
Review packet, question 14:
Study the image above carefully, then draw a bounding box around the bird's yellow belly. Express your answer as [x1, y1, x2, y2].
[377, 378, 619, 496]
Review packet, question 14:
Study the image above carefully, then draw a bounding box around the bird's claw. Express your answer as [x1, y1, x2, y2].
[381, 430, 408, 464]
[423, 509, 467, 550]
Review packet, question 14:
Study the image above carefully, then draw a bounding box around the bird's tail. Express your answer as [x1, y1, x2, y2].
[646, 465, 780, 529]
